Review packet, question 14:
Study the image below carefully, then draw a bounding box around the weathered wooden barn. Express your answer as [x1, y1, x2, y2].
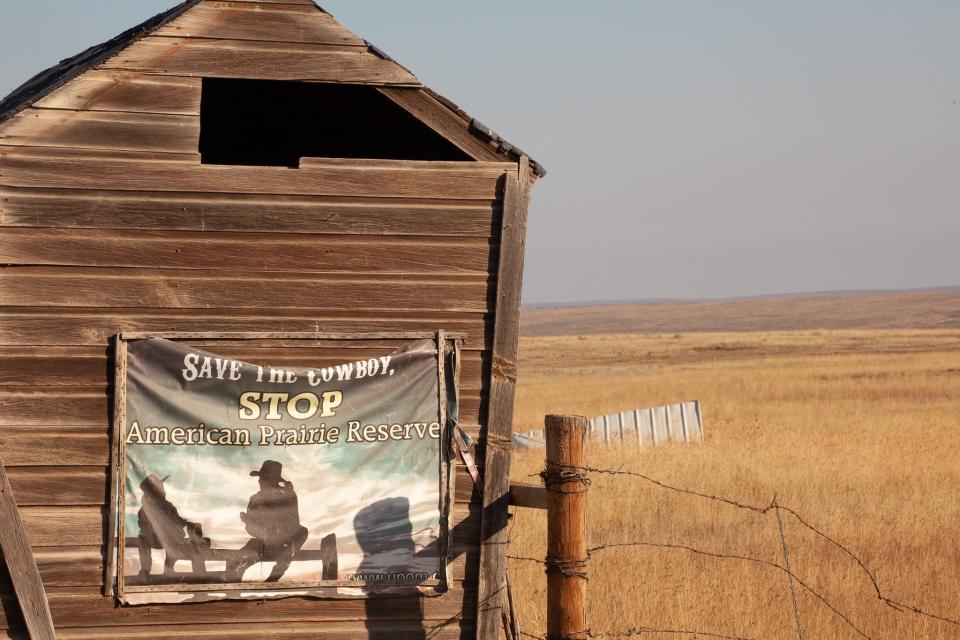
[0, 1, 543, 637]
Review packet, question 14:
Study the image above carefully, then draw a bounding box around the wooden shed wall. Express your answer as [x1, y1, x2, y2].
[0, 2, 526, 638]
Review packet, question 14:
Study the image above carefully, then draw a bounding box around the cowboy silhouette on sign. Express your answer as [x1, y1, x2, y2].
[225, 460, 309, 583]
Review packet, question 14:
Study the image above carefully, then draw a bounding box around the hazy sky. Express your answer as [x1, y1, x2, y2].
[1, 1, 957, 304]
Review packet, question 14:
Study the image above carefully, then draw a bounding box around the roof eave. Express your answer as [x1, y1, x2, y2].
[0, 0, 545, 177]
[0, 0, 203, 125]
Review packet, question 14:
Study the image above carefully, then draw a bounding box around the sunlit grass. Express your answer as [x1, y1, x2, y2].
[507, 330, 960, 639]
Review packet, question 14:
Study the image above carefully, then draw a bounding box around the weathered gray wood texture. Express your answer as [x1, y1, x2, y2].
[0, 461, 56, 640]
[0, 1, 536, 637]
[476, 159, 532, 640]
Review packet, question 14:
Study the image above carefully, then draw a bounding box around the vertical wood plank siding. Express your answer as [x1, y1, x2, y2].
[0, 2, 529, 636]
[476, 160, 531, 640]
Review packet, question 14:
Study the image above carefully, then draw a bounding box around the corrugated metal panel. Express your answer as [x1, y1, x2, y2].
[513, 401, 704, 449]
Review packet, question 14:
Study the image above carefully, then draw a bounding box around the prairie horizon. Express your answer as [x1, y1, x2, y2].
[521, 287, 960, 336]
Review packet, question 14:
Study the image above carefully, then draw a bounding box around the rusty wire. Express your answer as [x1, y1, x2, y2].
[773, 500, 804, 640]
[544, 555, 589, 580]
[534, 462, 960, 628]
[540, 465, 592, 495]
[518, 626, 756, 640]
[507, 460, 959, 640]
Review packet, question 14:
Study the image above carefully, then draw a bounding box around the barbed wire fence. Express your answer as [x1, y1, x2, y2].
[504, 461, 960, 640]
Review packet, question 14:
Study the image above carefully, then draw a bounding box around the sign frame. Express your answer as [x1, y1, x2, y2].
[106, 330, 463, 600]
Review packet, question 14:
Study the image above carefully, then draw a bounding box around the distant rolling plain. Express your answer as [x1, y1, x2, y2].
[521, 287, 960, 336]
[508, 289, 960, 639]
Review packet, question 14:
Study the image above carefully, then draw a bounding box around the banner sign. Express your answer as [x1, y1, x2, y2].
[113, 336, 456, 604]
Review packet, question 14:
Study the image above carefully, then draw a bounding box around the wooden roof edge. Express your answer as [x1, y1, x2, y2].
[0, 0, 203, 125]
[334, 5, 545, 178]
[0, 0, 546, 178]
[420, 87, 546, 178]
[363, 41, 420, 85]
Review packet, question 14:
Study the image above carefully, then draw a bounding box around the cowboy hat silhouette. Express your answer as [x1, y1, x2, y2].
[250, 460, 284, 483]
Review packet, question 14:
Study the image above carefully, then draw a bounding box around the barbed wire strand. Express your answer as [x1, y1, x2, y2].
[514, 540, 872, 640]
[589, 627, 756, 640]
[510, 466, 796, 640]
[775, 503, 960, 627]
[504, 564, 522, 640]
[533, 462, 960, 628]
[509, 473, 757, 640]
[774, 499, 805, 640]
[518, 626, 757, 640]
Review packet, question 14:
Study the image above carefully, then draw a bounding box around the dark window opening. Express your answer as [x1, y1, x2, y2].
[199, 78, 472, 167]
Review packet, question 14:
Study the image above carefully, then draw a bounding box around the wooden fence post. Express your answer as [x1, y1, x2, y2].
[544, 414, 588, 640]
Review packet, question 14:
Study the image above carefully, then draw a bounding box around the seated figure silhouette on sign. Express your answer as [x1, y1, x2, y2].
[226, 460, 309, 583]
[136, 474, 208, 583]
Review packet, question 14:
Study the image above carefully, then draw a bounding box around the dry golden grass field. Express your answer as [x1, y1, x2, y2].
[506, 329, 960, 640]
